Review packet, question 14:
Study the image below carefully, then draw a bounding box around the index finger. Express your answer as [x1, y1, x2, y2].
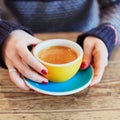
[90, 51, 108, 86]
[18, 45, 48, 75]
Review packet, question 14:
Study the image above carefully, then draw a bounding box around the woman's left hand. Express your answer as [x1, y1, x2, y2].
[81, 36, 108, 86]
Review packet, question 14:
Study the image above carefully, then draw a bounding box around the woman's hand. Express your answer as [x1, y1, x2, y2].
[81, 36, 108, 86]
[2, 30, 48, 91]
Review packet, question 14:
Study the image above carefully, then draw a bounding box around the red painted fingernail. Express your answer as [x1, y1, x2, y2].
[29, 89, 35, 92]
[42, 81, 48, 84]
[81, 62, 86, 69]
[41, 69, 48, 75]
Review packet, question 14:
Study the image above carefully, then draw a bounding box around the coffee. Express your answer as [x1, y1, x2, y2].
[38, 46, 78, 64]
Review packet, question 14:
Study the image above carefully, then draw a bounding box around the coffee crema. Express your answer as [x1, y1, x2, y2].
[38, 46, 78, 64]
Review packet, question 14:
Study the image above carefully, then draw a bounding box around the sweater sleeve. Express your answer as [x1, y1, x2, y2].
[77, 23, 117, 59]
[99, 0, 120, 45]
[77, 0, 119, 59]
[0, 20, 33, 68]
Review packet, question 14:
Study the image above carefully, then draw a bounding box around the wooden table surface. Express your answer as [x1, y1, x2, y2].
[0, 32, 120, 120]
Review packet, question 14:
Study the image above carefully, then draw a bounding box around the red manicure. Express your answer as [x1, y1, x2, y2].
[41, 69, 48, 75]
[80, 62, 86, 69]
[29, 89, 35, 92]
[42, 81, 48, 84]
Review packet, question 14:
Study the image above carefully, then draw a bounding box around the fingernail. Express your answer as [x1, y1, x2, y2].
[90, 84, 95, 87]
[90, 83, 96, 87]
[42, 81, 48, 84]
[81, 62, 86, 69]
[41, 69, 48, 75]
[29, 89, 35, 92]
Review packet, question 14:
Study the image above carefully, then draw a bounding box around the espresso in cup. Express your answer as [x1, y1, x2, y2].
[33, 39, 83, 82]
[38, 46, 78, 64]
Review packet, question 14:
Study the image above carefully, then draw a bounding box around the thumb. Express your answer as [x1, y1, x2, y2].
[27, 37, 42, 52]
[28, 37, 42, 46]
[81, 39, 94, 70]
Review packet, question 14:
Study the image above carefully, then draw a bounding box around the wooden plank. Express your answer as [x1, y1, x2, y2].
[0, 61, 120, 113]
[0, 33, 120, 120]
[0, 92, 119, 112]
[0, 79, 119, 112]
[34, 32, 81, 42]
[0, 111, 120, 120]
[0, 62, 120, 91]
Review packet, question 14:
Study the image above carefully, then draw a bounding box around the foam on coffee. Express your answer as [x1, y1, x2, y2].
[38, 46, 78, 64]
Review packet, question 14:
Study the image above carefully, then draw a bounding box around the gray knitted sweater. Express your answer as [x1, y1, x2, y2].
[0, 0, 120, 67]
[3, 0, 120, 35]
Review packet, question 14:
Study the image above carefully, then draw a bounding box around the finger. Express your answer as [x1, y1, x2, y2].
[90, 49, 108, 86]
[81, 39, 94, 69]
[17, 44, 48, 75]
[26, 36, 42, 46]
[6, 59, 30, 90]
[10, 55, 48, 83]
[90, 66, 105, 86]
[10, 30, 42, 45]
[8, 68, 30, 91]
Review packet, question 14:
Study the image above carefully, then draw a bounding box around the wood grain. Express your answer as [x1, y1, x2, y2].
[0, 32, 120, 120]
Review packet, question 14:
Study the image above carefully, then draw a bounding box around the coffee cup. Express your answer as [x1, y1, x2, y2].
[33, 39, 83, 82]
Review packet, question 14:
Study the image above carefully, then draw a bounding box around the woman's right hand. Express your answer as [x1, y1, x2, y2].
[2, 30, 48, 91]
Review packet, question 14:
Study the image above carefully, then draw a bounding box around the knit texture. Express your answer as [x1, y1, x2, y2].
[99, 1, 120, 45]
[4, 0, 120, 44]
[77, 23, 117, 58]
[0, 0, 119, 68]
[0, 20, 33, 44]
[4, 0, 99, 33]
[0, 20, 33, 67]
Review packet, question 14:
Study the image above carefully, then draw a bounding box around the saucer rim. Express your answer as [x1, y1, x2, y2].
[24, 66, 93, 96]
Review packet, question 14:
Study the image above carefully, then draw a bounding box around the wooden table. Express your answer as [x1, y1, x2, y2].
[0, 32, 120, 120]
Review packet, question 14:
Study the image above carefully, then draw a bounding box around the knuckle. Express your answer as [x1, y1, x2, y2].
[30, 75, 40, 83]
[20, 69, 30, 77]
[15, 40, 22, 48]
[6, 51, 16, 60]
[23, 53, 31, 61]
[21, 51, 33, 63]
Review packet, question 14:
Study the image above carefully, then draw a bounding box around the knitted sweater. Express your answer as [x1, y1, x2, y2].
[0, 0, 120, 67]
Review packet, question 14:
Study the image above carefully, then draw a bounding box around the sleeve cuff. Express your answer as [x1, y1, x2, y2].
[0, 20, 33, 68]
[77, 23, 117, 58]
[0, 20, 33, 45]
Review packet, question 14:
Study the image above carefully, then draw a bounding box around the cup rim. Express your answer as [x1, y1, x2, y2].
[33, 39, 83, 67]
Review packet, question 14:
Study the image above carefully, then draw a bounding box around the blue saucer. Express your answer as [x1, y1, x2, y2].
[24, 66, 93, 96]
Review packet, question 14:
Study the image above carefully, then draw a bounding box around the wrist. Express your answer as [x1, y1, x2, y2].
[77, 23, 117, 59]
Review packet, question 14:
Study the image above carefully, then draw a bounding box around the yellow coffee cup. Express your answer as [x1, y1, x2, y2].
[33, 39, 83, 82]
